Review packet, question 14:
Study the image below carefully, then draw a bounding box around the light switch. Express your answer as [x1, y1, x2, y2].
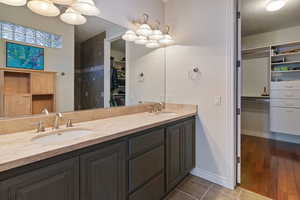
[215, 96, 222, 105]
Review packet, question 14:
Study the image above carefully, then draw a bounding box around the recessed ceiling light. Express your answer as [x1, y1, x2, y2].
[266, 0, 286, 12]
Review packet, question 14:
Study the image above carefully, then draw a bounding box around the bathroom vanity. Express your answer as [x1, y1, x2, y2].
[0, 105, 196, 200]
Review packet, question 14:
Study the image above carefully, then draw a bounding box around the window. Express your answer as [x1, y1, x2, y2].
[0, 21, 63, 48]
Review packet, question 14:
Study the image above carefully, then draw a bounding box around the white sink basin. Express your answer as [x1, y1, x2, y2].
[32, 128, 94, 145]
[149, 111, 179, 117]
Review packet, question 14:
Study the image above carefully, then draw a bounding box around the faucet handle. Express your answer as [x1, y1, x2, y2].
[33, 121, 46, 133]
[66, 119, 74, 128]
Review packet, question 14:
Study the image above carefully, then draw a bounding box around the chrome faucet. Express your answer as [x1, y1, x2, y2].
[41, 108, 49, 115]
[53, 113, 63, 130]
[34, 121, 46, 133]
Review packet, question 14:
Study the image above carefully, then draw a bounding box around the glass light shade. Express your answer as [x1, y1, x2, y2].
[146, 40, 160, 48]
[266, 0, 286, 11]
[159, 34, 174, 45]
[136, 24, 152, 37]
[60, 7, 87, 25]
[134, 36, 148, 45]
[1, 0, 26, 6]
[52, 0, 73, 5]
[72, 0, 100, 16]
[122, 30, 137, 42]
[149, 29, 163, 40]
[27, 0, 60, 17]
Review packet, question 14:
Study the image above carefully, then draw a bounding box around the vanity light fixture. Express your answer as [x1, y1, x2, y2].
[134, 35, 148, 45]
[136, 14, 153, 37]
[122, 30, 138, 42]
[60, 7, 86, 25]
[0, 0, 26, 6]
[122, 13, 175, 49]
[149, 21, 164, 41]
[72, 0, 100, 16]
[159, 26, 174, 45]
[27, 0, 60, 17]
[146, 40, 160, 48]
[266, 0, 286, 12]
[1, 0, 100, 25]
[52, 0, 73, 5]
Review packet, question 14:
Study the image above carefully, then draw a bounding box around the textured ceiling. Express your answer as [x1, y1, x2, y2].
[242, 0, 300, 36]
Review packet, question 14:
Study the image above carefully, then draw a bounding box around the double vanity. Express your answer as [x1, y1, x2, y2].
[0, 103, 197, 200]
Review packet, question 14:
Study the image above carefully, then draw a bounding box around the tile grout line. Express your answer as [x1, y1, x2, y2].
[199, 184, 213, 200]
[175, 188, 200, 200]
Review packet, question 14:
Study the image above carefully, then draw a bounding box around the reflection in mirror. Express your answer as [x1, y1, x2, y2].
[0, 4, 166, 119]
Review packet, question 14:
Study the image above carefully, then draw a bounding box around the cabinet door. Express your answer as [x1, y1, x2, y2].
[166, 123, 183, 191]
[31, 72, 55, 95]
[182, 119, 196, 174]
[0, 158, 79, 200]
[4, 94, 31, 116]
[80, 142, 127, 200]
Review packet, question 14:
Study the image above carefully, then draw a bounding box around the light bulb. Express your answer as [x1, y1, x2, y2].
[135, 35, 148, 45]
[146, 40, 160, 48]
[60, 7, 87, 25]
[136, 24, 152, 37]
[52, 0, 73, 5]
[266, 0, 286, 12]
[27, 0, 60, 17]
[72, 0, 100, 16]
[159, 34, 174, 45]
[1, 0, 26, 6]
[122, 30, 137, 42]
[149, 29, 163, 40]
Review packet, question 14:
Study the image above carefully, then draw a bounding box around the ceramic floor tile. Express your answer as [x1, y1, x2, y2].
[202, 188, 237, 200]
[177, 177, 210, 199]
[184, 175, 213, 188]
[165, 190, 197, 200]
[211, 184, 241, 198]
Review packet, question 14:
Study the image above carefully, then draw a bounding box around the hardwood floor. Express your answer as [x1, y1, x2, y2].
[241, 135, 300, 200]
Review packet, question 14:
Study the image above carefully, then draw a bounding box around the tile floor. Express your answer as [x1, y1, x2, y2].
[165, 175, 273, 200]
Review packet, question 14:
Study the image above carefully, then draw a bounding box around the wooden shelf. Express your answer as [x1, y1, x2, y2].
[272, 52, 300, 57]
[271, 61, 300, 65]
[272, 70, 300, 73]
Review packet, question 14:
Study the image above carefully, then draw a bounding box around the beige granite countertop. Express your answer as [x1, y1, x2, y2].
[0, 106, 197, 173]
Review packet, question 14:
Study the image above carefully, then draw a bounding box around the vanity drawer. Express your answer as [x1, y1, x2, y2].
[270, 107, 300, 135]
[129, 128, 164, 157]
[271, 81, 300, 90]
[271, 99, 300, 108]
[271, 90, 300, 99]
[129, 173, 164, 200]
[129, 146, 164, 192]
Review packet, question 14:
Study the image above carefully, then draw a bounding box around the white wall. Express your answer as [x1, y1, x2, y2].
[165, 0, 236, 189]
[242, 26, 300, 144]
[0, 5, 75, 113]
[96, 0, 165, 29]
[242, 57, 269, 97]
[243, 25, 300, 49]
[126, 43, 165, 105]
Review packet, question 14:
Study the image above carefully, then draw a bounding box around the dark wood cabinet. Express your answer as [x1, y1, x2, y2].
[166, 119, 195, 192]
[0, 117, 195, 200]
[80, 141, 127, 200]
[0, 158, 79, 200]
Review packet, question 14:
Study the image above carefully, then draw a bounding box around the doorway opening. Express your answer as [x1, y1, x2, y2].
[236, 0, 300, 199]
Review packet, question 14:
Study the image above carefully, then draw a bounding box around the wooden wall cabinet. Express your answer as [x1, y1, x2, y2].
[0, 68, 56, 117]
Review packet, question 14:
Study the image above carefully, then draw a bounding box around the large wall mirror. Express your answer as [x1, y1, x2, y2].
[0, 4, 166, 119]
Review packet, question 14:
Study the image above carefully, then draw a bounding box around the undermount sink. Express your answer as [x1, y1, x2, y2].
[149, 111, 179, 117]
[32, 128, 94, 145]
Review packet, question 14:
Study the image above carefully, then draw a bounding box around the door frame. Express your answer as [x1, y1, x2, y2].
[104, 34, 126, 108]
[235, 0, 242, 185]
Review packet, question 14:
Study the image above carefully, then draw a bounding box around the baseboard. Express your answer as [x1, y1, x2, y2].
[191, 167, 235, 190]
[242, 129, 300, 144]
